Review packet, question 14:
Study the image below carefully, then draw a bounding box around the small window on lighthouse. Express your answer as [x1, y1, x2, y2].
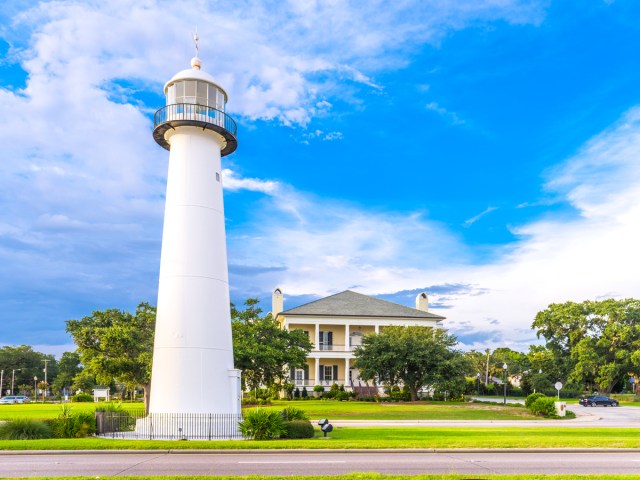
[184, 80, 196, 103]
[167, 84, 176, 104]
[175, 81, 185, 100]
[208, 84, 217, 108]
[196, 81, 207, 106]
[216, 172, 220, 182]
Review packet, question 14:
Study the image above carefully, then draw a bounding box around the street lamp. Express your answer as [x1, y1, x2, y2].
[476, 373, 480, 396]
[33, 377, 37, 401]
[11, 369, 21, 396]
[534, 369, 542, 394]
[502, 363, 508, 405]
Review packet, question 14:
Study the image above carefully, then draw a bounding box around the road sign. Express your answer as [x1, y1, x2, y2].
[555, 381, 563, 391]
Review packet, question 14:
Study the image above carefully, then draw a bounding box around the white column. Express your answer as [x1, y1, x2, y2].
[345, 323, 350, 351]
[345, 358, 350, 386]
[315, 324, 320, 351]
[315, 358, 320, 385]
[375, 324, 379, 334]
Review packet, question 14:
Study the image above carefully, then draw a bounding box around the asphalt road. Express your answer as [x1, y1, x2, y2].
[2, 450, 640, 477]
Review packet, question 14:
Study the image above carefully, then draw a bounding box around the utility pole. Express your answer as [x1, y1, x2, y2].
[0, 370, 3, 398]
[485, 349, 490, 387]
[43, 360, 49, 400]
[11, 369, 21, 396]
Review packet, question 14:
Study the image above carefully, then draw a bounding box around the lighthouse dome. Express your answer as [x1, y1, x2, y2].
[153, 56, 237, 156]
[164, 58, 228, 105]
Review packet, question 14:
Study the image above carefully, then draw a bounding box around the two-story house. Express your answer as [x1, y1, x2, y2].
[273, 289, 445, 392]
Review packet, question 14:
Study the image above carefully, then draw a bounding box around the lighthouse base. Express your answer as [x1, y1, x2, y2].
[133, 412, 242, 440]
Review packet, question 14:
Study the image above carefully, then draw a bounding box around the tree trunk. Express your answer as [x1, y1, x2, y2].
[410, 384, 419, 401]
[142, 381, 151, 415]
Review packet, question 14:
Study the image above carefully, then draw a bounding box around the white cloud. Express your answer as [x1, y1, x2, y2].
[222, 169, 280, 195]
[426, 101, 465, 125]
[464, 207, 498, 227]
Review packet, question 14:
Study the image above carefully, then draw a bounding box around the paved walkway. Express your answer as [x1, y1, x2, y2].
[328, 403, 640, 428]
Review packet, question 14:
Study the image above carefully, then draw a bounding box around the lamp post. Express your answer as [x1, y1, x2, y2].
[11, 369, 21, 396]
[0, 370, 3, 398]
[476, 373, 480, 396]
[534, 369, 542, 394]
[502, 363, 508, 405]
[33, 377, 37, 401]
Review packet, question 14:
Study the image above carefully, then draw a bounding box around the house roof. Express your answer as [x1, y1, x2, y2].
[279, 290, 445, 320]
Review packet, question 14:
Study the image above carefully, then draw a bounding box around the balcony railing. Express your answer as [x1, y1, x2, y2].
[313, 344, 361, 352]
[293, 378, 346, 387]
[153, 103, 237, 156]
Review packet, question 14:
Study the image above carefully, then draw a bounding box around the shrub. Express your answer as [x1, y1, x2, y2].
[336, 391, 351, 401]
[0, 418, 52, 440]
[293, 387, 300, 399]
[239, 409, 285, 440]
[283, 383, 294, 399]
[313, 385, 325, 393]
[282, 420, 314, 439]
[282, 406, 308, 421]
[529, 397, 557, 418]
[71, 393, 93, 402]
[301, 387, 308, 398]
[95, 401, 128, 413]
[525, 392, 546, 409]
[95, 402, 137, 433]
[50, 405, 97, 438]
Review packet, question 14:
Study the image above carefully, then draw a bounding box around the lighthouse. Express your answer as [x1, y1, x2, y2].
[148, 38, 241, 427]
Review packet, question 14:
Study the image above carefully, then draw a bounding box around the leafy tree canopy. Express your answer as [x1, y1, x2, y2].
[51, 351, 83, 392]
[66, 302, 155, 411]
[532, 298, 640, 394]
[231, 298, 312, 391]
[353, 326, 470, 401]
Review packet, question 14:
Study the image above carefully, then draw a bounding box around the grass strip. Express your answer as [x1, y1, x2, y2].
[1, 427, 639, 450]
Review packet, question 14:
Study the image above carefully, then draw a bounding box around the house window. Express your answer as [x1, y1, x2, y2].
[291, 366, 308, 386]
[319, 331, 333, 351]
[323, 366, 333, 381]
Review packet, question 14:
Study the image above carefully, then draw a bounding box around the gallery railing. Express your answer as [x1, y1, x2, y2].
[154, 103, 237, 136]
[95, 411, 243, 440]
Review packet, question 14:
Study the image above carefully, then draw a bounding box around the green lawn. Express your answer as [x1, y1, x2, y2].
[1, 427, 639, 450]
[0, 400, 539, 421]
[257, 400, 540, 420]
[0, 402, 144, 420]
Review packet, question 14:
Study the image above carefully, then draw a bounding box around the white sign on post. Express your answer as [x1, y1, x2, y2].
[555, 381, 563, 399]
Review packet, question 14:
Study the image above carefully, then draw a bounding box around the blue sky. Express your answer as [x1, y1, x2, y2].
[1, 0, 640, 356]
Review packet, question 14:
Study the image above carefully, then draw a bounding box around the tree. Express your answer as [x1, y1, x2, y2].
[51, 351, 83, 393]
[532, 298, 640, 394]
[0, 345, 56, 395]
[231, 298, 312, 392]
[353, 326, 469, 401]
[66, 302, 155, 412]
[489, 347, 528, 378]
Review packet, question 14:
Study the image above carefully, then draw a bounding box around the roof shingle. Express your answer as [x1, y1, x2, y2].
[279, 290, 445, 320]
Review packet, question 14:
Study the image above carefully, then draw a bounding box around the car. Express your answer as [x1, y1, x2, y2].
[0, 395, 30, 404]
[579, 395, 619, 407]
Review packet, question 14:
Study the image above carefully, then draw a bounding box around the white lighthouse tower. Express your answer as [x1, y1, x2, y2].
[148, 37, 241, 430]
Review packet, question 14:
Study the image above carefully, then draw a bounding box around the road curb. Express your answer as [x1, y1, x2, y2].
[3, 447, 640, 455]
